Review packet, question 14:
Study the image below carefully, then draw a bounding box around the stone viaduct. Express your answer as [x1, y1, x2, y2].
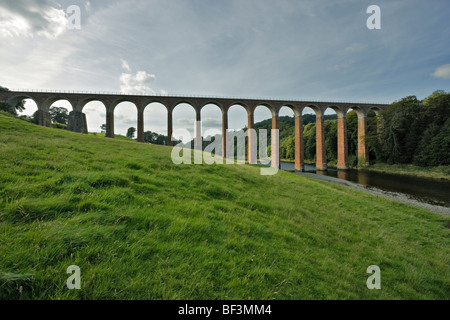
[0, 90, 389, 171]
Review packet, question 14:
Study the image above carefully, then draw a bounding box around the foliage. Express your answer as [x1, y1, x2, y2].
[377, 92, 450, 167]
[52, 122, 68, 130]
[49, 107, 69, 125]
[126, 127, 136, 139]
[144, 130, 175, 145]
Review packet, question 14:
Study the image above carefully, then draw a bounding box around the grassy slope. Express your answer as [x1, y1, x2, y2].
[0, 114, 449, 300]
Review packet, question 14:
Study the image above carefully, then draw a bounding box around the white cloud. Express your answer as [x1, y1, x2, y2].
[432, 64, 450, 80]
[121, 59, 131, 72]
[0, 0, 67, 39]
[120, 71, 157, 94]
[343, 43, 367, 53]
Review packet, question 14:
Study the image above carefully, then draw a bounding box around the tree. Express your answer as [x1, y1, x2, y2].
[49, 106, 69, 125]
[0, 86, 26, 115]
[423, 90, 447, 106]
[126, 127, 136, 139]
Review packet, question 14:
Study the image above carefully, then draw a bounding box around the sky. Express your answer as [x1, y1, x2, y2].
[0, 0, 449, 136]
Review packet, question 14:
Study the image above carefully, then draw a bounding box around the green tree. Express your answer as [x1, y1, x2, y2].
[126, 127, 136, 139]
[49, 106, 69, 125]
[0, 86, 26, 115]
[423, 90, 447, 106]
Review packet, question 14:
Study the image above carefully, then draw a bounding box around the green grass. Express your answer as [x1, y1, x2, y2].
[88, 132, 136, 141]
[362, 163, 450, 181]
[0, 114, 449, 300]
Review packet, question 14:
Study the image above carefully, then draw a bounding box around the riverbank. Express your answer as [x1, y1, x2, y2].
[297, 172, 450, 215]
[361, 163, 450, 181]
[280, 158, 450, 181]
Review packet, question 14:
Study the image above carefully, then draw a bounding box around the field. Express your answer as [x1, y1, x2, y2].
[0, 114, 449, 299]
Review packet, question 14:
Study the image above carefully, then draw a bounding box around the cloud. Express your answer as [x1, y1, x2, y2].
[432, 64, 450, 80]
[121, 59, 131, 72]
[202, 118, 222, 128]
[177, 118, 195, 126]
[343, 43, 367, 53]
[120, 70, 157, 94]
[119, 59, 160, 94]
[0, 0, 67, 39]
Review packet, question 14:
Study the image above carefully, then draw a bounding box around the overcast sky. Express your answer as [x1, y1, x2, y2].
[1, 0, 449, 136]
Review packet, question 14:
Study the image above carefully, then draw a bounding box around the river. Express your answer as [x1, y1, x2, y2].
[279, 162, 450, 209]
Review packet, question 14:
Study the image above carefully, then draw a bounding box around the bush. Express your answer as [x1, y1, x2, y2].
[52, 122, 67, 130]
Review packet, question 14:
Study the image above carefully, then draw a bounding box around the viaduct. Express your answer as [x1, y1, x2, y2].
[0, 90, 389, 171]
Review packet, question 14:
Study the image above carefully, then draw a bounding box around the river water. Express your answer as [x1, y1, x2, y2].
[279, 162, 450, 208]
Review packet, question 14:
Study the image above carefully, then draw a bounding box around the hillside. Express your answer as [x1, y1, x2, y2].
[0, 114, 449, 299]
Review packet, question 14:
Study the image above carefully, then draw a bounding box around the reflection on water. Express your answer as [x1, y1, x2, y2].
[279, 162, 450, 208]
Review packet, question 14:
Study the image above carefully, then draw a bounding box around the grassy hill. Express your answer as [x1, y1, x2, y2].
[0, 113, 449, 300]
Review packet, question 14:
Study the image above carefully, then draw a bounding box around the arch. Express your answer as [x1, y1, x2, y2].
[142, 99, 169, 111]
[199, 101, 224, 113]
[226, 101, 250, 113]
[348, 105, 367, 118]
[76, 97, 108, 112]
[201, 103, 222, 134]
[7, 95, 39, 111]
[143, 102, 168, 144]
[201, 103, 223, 157]
[227, 104, 249, 130]
[323, 105, 347, 118]
[111, 98, 139, 111]
[280, 104, 300, 117]
[114, 101, 138, 137]
[82, 100, 107, 133]
[253, 104, 273, 123]
[43, 96, 76, 111]
[172, 102, 197, 145]
[368, 105, 384, 116]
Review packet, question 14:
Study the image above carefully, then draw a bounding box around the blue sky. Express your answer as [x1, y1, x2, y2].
[0, 0, 449, 136]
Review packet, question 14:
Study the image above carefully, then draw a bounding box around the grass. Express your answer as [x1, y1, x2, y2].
[362, 163, 450, 181]
[0, 114, 449, 300]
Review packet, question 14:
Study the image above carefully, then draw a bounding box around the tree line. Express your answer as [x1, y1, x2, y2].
[278, 90, 450, 167]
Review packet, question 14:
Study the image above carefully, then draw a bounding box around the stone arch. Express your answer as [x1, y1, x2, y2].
[142, 99, 169, 112]
[142, 102, 168, 143]
[7, 94, 39, 111]
[76, 97, 108, 112]
[111, 98, 139, 112]
[199, 101, 224, 113]
[42, 96, 76, 111]
[80, 100, 107, 134]
[172, 102, 197, 146]
[113, 100, 139, 137]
